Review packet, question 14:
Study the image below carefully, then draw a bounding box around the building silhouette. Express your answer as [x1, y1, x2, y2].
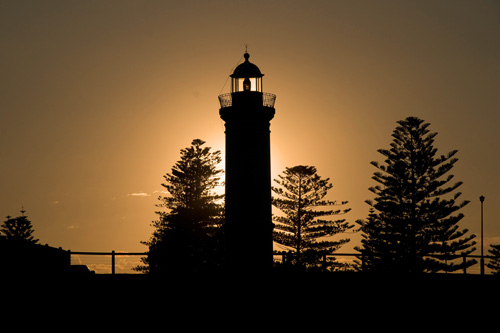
[219, 52, 276, 273]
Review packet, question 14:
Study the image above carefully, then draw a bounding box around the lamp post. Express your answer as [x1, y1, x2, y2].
[480, 195, 485, 275]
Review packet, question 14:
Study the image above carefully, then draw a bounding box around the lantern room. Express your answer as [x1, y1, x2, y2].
[230, 53, 263, 93]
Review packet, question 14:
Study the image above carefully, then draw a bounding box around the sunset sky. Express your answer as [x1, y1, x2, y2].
[1, 0, 499, 263]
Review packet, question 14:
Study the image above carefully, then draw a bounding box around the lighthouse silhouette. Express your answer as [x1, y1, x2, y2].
[218, 52, 276, 273]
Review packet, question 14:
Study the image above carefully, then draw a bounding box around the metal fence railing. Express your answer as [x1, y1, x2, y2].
[69, 251, 496, 275]
[70, 251, 145, 274]
[273, 252, 495, 275]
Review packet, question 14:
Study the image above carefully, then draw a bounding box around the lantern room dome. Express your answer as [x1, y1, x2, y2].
[231, 53, 263, 78]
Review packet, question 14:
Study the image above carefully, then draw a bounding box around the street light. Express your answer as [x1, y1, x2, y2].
[480, 195, 485, 275]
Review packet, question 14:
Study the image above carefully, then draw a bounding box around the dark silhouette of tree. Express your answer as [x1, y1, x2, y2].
[356, 117, 476, 274]
[272, 165, 353, 270]
[487, 244, 500, 275]
[1, 210, 38, 244]
[136, 139, 224, 274]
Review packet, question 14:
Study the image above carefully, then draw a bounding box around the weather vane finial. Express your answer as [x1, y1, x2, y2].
[245, 43, 248, 53]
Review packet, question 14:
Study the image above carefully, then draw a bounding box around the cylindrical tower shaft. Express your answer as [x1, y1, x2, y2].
[218, 53, 276, 273]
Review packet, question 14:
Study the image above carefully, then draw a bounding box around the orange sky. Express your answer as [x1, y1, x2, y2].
[1, 1, 499, 265]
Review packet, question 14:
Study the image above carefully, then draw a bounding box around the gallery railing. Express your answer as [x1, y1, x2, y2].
[218, 92, 276, 108]
[262, 92, 277, 107]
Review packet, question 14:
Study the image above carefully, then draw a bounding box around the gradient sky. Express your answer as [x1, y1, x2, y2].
[1, 1, 499, 261]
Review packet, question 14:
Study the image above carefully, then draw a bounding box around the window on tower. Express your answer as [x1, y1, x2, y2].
[243, 78, 251, 91]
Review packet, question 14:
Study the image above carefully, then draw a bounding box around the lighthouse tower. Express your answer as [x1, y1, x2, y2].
[218, 52, 276, 273]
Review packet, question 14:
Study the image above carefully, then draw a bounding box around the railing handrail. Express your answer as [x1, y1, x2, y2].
[273, 251, 495, 275]
[70, 250, 147, 275]
[69, 250, 496, 274]
[70, 251, 145, 255]
[273, 250, 494, 259]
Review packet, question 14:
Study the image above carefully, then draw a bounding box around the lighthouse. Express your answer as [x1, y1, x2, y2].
[218, 52, 276, 273]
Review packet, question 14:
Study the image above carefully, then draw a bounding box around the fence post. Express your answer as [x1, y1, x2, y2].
[111, 250, 115, 275]
[463, 255, 467, 275]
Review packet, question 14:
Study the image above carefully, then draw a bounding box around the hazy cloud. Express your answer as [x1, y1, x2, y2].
[153, 190, 169, 195]
[128, 192, 151, 197]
